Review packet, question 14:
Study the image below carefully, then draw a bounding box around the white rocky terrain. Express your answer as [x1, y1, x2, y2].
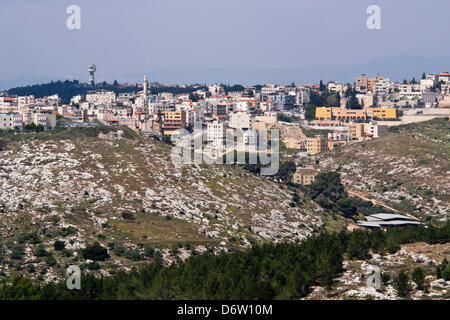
[312, 118, 449, 221]
[0, 127, 323, 277]
[304, 242, 450, 300]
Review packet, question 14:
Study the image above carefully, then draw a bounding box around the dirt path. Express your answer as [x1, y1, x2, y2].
[346, 187, 419, 219]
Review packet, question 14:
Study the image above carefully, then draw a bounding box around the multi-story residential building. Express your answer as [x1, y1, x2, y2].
[364, 121, 389, 138]
[0, 112, 22, 130]
[438, 72, 450, 83]
[420, 79, 435, 90]
[348, 123, 365, 140]
[186, 108, 203, 127]
[254, 112, 278, 128]
[162, 111, 186, 135]
[327, 82, 345, 94]
[328, 130, 351, 142]
[356, 74, 369, 90]
[356, 93, 374, 108]
[207, 120, 227, 149]
[296, 88, 310, 106]
[306, 135, 328, 155]
[373, 78, 391, 93]
[261, 84, 279, 96]
[22, 110, 57, 130]
[86, 91, 116, 106]
[291, 168, 317, 185]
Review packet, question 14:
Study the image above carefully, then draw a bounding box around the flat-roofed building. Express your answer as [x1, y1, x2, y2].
[0, 112, 22, 130]
[291, 168, 317, 185]
[336, 109, 367, 121]
[306, 135, 328, 155]
[366, 107, 397, 119]
[162, 111, 186, 135]
[348, 123, 365, 140]
[365, 121, 389, 138]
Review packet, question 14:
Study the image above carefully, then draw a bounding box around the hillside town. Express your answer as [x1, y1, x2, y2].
[1, 70, 450, 177]
[1, 71, 450, 148]
[0, 69, 449, 300]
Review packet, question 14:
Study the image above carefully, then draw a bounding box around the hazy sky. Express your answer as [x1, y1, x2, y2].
[1, 0, 450, 88]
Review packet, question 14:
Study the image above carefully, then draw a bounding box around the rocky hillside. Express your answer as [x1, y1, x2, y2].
[313, 118, 449, 222]
[0, 127, 323, 279]
[304, 242, 450, 300]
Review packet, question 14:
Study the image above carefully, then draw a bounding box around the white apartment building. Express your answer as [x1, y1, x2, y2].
[208, 85, 224, 96]
[229, 111, 251, 129]
[296, 89, 310, 106]
[207, 120, 226, 149]
[86, 91, 116, 106]
[365, 121, 389, 138]
[261, 85, 279, 96]
[373, 78, 391, 93]
[0, 113, 22, 130]
[420, 79, 435, 90]
[328, 130, 351, 142]
[22, 110, 56, 130]
[327, 82, 346, 95]
[186, 109, 202, 127]
[234, 101, 249, 112]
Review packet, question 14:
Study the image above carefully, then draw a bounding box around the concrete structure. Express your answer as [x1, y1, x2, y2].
[364, 121, 389, 138]
[229, 111, 251, 129]
[86, 91, 116, 106]
[291, 168, 317, 185]
[357, 213, 420, 229]
[0, 112, 22, 130]
[88, 65, 96, 85]
[365, 107, 397, 120]
[306, 135, 328, 155]
[328, 130, 351, 142]
[207, 120, 226, 149]
[23, 110, 56, 130]
[348, 123, 365, 140]
[162, 111, 186, 135]
[356, 74, 368, 90]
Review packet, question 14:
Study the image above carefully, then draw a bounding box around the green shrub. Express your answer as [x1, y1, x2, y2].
[34, 245, 48, 257]
[412, 267, 426, 290]
[393, 271, 411, 297]
[122, 211, 135, 220]
[82, 243, 110, 261]
[54, 240, 65, 251]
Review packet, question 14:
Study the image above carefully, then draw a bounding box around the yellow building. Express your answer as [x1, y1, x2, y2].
[336, 109, 367, 121]
[315, 107, 333, 120]
[291, 168, 317, 185]
[306, 135, 328, 155]
[366, 108, 397, 119]
[315, 107, 341, 120]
